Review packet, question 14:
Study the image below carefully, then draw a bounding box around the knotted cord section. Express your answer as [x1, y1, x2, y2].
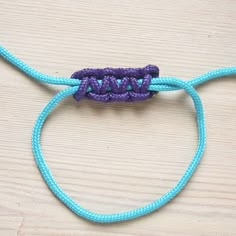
[71, 65, 159, 102]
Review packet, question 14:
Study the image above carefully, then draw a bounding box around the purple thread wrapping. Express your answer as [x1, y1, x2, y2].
[71, 65, 159, 102]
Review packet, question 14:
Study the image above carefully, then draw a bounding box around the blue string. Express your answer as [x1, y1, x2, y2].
[0, 45, 235, 223]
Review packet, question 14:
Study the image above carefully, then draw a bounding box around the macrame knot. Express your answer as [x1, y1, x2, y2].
[71, 65, 159, 102]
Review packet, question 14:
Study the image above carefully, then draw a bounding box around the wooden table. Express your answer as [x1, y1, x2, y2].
[0, 1, 235, 235]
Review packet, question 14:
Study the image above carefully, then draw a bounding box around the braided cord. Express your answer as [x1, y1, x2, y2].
[0, 45, 235, 223]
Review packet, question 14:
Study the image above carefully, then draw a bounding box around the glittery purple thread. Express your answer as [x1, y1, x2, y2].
[71, 65, 159, 102]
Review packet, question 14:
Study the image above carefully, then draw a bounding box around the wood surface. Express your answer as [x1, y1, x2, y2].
[0, 0, 235, 235]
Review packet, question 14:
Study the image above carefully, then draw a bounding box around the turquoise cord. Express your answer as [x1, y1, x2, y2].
[32, 81, 205, 223]
[1, 45, 235, 89]
[0, 45, 235, 223]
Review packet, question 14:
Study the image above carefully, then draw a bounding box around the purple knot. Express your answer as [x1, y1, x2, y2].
[71, 65, 159, 102]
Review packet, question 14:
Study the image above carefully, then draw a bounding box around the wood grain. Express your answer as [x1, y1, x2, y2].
[0, 0, 235, 235]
